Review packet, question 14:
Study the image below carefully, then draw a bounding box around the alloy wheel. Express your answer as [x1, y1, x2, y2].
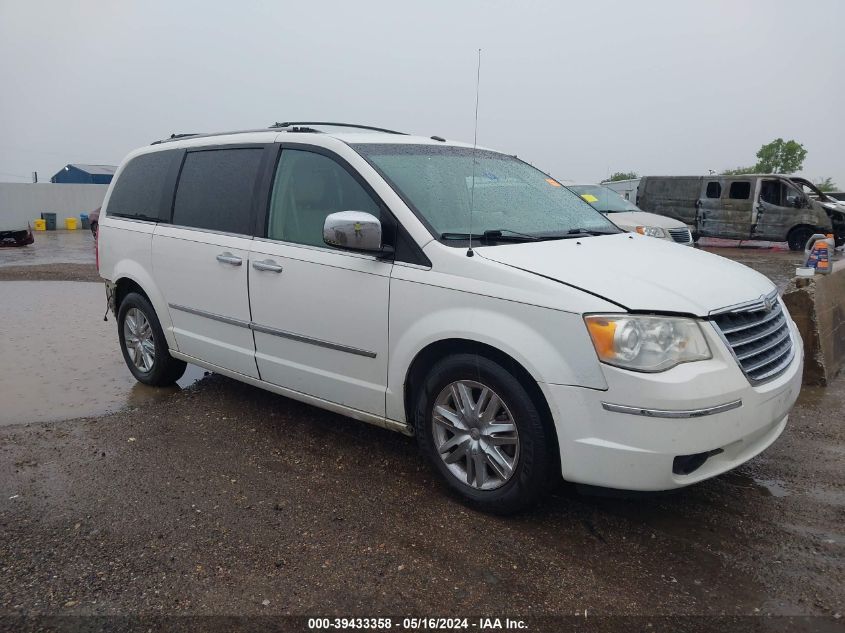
[431, 380, 520, 490]
[123, 307, 155, 373]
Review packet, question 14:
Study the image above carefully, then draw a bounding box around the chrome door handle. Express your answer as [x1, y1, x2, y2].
[216, 252, 243, 266]
[252, 259, 283, 273]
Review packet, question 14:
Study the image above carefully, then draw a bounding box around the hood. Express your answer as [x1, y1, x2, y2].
[476, 233, 775, 316]
[604, 211, 688, 231]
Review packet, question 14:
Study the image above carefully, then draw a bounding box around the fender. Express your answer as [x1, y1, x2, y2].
[385, 278, 609, 423]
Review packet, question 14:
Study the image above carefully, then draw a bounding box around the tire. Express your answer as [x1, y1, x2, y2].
[414, 354, 554, 514]
[90, 221, 98, 238]
[117, 292, 186, 386]
[787, 226, 815, 252]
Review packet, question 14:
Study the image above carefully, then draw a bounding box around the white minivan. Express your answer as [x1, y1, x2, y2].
[98, 123, 803, 513]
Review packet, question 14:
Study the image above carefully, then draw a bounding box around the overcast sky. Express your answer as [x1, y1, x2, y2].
[1, 0, 843, 187]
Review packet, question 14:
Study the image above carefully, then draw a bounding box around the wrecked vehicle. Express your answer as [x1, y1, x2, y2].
[0, 219, 34, 247]
[636, 175, 845, 250]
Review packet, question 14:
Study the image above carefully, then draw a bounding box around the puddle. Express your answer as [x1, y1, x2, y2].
[0, 281, 205, 426]
[722, 471, 791, 497]
[0, 230, 96, 267]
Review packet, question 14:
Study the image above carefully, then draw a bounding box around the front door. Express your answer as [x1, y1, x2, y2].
[753, 178, 804, 241]
[248, 147, 392, 416]
[152, 146, 266, 378]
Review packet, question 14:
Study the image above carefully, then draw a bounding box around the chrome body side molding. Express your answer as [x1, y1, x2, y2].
[168, 303, 377, 358]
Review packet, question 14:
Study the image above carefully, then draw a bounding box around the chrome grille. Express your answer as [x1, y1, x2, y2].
[668, 227, 693, 243]
[711, 295, 794, 384]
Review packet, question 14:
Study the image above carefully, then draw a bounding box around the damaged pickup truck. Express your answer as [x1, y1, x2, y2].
[636, 174, 845, 250]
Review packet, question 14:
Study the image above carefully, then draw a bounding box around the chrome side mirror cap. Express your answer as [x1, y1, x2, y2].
[323, 211, 384, 253]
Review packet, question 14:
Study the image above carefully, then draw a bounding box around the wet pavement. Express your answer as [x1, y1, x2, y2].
[0, 229, 96, 267]
[0, 281, 204, 425]
[0, 237, 842, 626]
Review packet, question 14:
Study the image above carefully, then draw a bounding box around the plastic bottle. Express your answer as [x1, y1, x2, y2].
[803, 233, 827, 259]
[804, 233, 832, 274]
[825, 233, 836, 254]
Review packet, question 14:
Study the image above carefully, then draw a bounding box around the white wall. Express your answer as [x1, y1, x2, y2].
[0, 183, 108, 229]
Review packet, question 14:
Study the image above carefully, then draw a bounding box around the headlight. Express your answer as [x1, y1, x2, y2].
[635, 226, 666, 238]
[584, 314, 711, 372]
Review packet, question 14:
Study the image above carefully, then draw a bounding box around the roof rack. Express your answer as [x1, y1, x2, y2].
[269, 121, 407, 135]
[150, 133, 203, 145]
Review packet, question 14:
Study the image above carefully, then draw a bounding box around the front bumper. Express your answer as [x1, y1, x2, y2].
[540, 319, 803, 490]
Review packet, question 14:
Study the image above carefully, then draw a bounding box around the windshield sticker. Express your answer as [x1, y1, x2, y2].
[580, 193, 598, 203]
[545, 178, 562, 187]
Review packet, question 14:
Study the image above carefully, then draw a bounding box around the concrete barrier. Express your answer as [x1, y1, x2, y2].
[783, 258, 845, 385]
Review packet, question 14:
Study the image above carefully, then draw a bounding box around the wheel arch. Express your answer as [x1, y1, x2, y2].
[403, 338, 561, 475]
[115, 277, 150, 308]
[110, 268, 177, 349]
[786, 223, 822, 249]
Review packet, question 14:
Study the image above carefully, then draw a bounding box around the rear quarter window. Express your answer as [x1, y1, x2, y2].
[106, 150, 181, 220]
[172, 148, 265, 234]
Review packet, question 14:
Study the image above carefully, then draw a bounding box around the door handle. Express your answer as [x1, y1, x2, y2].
[252, 259, 283, 273]
[216, 252, 243, 266]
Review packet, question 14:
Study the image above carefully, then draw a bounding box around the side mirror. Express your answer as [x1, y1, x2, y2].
[323, 211, 385, 253]
[792, 196, 803, 209]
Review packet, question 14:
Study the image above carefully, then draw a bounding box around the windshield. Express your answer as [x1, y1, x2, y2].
[569, 184, 640, 213]
[353, 144, 619, 241]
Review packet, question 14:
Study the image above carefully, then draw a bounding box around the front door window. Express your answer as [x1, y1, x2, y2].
[267, 150, 380, 247]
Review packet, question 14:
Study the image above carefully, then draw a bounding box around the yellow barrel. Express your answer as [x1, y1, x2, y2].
[64, 217, 78, 230]
[33, 219, 46, 231]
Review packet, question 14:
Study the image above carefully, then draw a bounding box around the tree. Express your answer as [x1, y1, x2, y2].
[720, 138, 808, 175]
[607, 171, 638, 182]
[815, 177, 838, 192]
[721, 166, 755, 176]
[753, 138, 807, 174]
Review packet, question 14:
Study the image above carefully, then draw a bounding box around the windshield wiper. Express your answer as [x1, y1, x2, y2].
[440, 229, 540, 242]
[564, 228, 618, 237]
[518, 228, 619, 241]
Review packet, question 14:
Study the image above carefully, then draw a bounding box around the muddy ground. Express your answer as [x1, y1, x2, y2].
[0, 233, 842, 630]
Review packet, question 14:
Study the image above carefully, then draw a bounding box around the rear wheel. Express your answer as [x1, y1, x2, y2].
[787, 226, 816, 252]
[117, 292, 186, 386]
[414, 354, 554, 514]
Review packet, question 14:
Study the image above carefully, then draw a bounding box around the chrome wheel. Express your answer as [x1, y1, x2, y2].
[432, 380, 520, 490]
[123, 307, 155, 373]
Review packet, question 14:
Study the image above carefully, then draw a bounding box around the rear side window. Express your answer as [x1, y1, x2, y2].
[106, 150, 179, 220]
[705, 181, 722, 198]
[172, 148, 264, 234]
[729, 181, 751, 200]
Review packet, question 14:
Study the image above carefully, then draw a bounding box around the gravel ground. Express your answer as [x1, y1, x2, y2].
[0, 263, 100, 283]
[0, 249, 842, 630]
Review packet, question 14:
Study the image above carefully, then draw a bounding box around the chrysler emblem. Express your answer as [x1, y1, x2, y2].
[763, 296, 775, 311]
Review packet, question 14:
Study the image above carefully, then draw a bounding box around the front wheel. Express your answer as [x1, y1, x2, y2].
[414, 354, 555, 514]
[787, 226, 816, 252]
[117, 292, 186, 386]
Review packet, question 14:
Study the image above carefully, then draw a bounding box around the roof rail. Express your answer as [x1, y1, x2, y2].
[151, 133, 203, 145]
[270, 121, 407, 135]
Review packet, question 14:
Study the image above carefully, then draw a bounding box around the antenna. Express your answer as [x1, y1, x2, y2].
[467, 48, 481, 258]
